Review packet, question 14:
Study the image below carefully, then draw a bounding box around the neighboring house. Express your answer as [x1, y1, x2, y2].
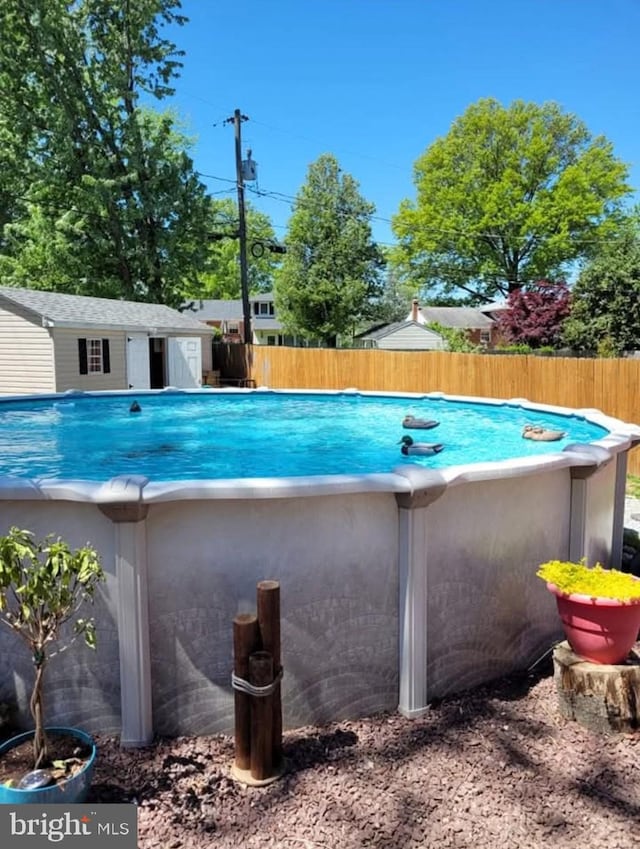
[407, 299, 499, 348]
[0, 286, 213, 395]
[355, 319, 447, 351]
[185, 293, 310, 346]
[478, 301, 509, 322]
[185, 298, 245, 342]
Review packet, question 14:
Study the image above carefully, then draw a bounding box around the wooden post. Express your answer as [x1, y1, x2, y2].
[249, 650, 274, 781]
[257, 580, 282, 766]
[232, 613, 260, 771]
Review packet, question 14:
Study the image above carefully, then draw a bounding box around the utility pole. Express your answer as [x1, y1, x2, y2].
[225, 109, 251, 345]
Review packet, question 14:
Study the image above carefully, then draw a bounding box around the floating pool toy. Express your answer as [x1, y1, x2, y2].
[399, 435, 444, 456]
[402, 415, 440, 430]
[522, 424, 566, 442]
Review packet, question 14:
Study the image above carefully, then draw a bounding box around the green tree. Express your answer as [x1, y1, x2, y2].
[392, 99, 630, 302]
[363, 262, 409, 326]
[0, 0, 211, 308]
[0, 528, 104, 770]
[275, 154, 384, 346]
[182, 198, 279, 301]
[426, 322, 478, 353]
[563, 214, 640, 356]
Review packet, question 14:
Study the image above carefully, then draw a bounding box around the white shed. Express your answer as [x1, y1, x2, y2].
[0, 286, 213, 395]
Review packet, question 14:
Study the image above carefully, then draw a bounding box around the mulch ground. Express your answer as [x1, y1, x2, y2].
[87, 660, 640, 848]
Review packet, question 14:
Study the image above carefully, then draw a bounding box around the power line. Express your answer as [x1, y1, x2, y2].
[169, 158, 599, 251]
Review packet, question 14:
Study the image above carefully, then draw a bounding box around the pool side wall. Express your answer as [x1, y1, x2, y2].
[144, 493, 399, 736]
[0, 391, 638, 743]
[0, 457, 622, 740]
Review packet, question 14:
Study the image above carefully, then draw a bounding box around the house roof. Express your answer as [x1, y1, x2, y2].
[184, 299, 244, 321]
[357, 320, 444, 342]
[183, 295, 284, 334]
[253, 317, 283, 331]
[183, 293, 276, 322]
[0, 286, 209, 334]
[479, 301, 508, 315]
[418, 307, 495, 329]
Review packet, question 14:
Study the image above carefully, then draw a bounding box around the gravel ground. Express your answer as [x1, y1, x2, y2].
[88, 659, 640, 849]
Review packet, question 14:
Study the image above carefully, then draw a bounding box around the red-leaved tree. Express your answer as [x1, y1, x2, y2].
[497, 280, 571, 348]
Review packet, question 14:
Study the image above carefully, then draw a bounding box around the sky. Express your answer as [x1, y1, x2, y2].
[162, 0, 640, 248]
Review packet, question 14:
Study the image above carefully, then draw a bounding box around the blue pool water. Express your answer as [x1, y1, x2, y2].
[0, 391, 609, 482]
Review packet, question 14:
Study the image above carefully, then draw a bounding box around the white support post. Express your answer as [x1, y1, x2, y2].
[397, 506, 429, 717]
[395, 471, 447, 719]
[611, 451, 629, 569]
[98, 476, 153, 747]
[113, 519, 153, 747]
[569, 473, 589, 564]
[567, 445, 613, 564]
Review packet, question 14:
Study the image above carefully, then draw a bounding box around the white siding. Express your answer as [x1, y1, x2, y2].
[53, 328, 127, 392]
[0, 304, 56, 394]
[377, 325, 447, 351]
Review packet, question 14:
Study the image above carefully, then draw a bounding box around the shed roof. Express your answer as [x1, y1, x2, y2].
[0, 286, 208, 334]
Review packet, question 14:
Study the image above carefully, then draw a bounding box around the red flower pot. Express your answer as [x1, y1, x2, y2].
[547, 582, 640, 664]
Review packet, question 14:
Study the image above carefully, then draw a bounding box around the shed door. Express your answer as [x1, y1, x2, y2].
[167, 336, 202, 388]
[126, 333, 151, 389]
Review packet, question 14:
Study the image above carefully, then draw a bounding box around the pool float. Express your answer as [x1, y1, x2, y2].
[522, 424, 566, 442]
[402, 415, 440, 430]
[399, 435, 444, 456]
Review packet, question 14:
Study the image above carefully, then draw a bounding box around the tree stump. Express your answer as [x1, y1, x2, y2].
[553, 641, 640, 733]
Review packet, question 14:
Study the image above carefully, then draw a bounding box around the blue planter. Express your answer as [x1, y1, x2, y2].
[0, 727, 96, 804]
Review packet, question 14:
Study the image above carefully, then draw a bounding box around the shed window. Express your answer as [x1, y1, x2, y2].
[78, 338, 111, 375]
[88, 339, 103, 372]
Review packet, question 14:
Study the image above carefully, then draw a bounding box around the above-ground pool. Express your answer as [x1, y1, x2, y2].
[0, 388, 638, 747]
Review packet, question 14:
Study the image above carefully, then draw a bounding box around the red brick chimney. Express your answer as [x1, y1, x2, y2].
[411, 298, 419, 322]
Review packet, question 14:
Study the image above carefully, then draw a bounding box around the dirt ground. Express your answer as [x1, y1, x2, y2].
[87, 660, 640, 849]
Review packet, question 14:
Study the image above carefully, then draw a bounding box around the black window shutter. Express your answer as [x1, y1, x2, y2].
[78, 338, 88, 375]
[102, 339, 111, 374]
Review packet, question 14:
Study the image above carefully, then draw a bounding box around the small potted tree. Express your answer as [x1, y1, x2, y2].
[0, 526, 105, 803]
[537, 558, 640, 664]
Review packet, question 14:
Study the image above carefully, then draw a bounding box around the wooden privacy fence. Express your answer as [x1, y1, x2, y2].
[215, 345, 640, 476]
